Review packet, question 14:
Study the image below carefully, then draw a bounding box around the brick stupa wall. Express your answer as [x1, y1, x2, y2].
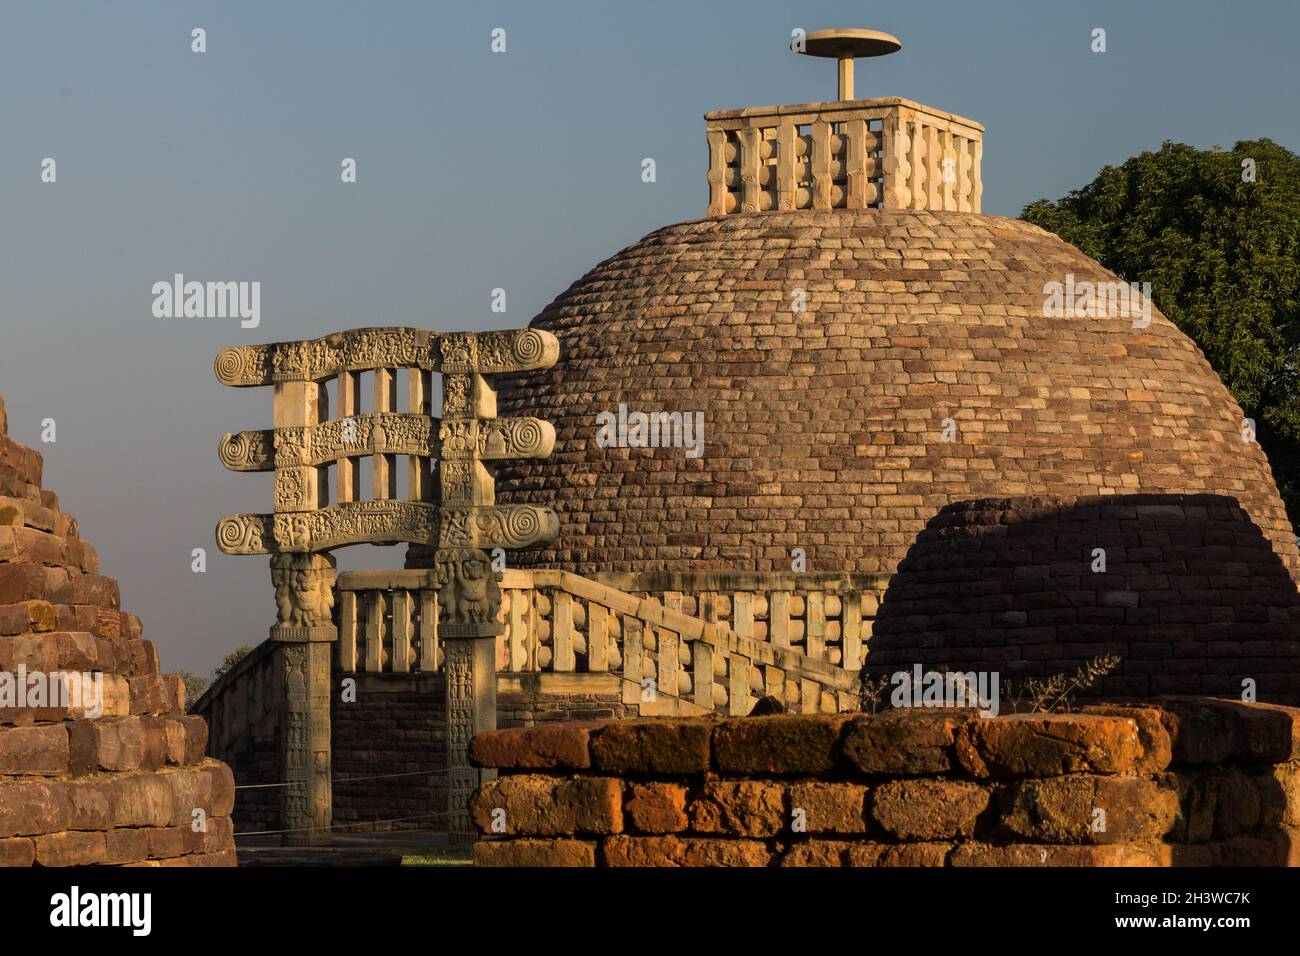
[0, 394, 236, 866]
[469, 700, 1300, 867]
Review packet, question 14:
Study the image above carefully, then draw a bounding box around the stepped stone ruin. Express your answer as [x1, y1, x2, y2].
[0, 394, 236, 866]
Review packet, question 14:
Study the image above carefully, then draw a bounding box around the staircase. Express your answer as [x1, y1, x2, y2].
[334, 568, 866, 715]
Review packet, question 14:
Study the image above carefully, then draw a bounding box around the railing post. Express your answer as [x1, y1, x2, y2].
[436, 549, 501, 843]
[269, 552, 337, 846]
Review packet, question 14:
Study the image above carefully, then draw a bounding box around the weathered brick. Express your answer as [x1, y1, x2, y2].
[1000, 775, 1178, 843]
[690, 780, 785, 837]
[469, 774, 622, 836]
[469, 721, 601, 770]
[0, 723, 68, 775]
[473, 838, 596, 867]
[33, 830, 108, 866]
[787, 781, 869, 834]
[841, 712, 968, 775]
[949, 843, 1163, 867]
[846, 842, 951, 867]
[0, 836, 34, 866]
[780, 840, 851, 866]
[956, 714, 1141, 778]
[0, 779, 72, 837]
[602, 835, 771, 867]
[872, 779, 989, 840]
[712, 715, 849, 775]
[624, 782, 688, 833]
[589, 719, 712, 774]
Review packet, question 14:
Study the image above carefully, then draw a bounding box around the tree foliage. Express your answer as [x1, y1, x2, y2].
[1021, 139, 1300, 527]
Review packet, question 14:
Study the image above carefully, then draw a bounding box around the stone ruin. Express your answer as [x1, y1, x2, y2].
[0, 394, 236, 866]
[187, 28, 1300, 865]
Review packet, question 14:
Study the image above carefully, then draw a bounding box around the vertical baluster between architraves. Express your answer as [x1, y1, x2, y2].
[408, 368, 432, 502]
[337, 590, 358, 672]
[366, 590, 385, 672]
[373, 368, 397, 499]
[337, 371, 360, 503]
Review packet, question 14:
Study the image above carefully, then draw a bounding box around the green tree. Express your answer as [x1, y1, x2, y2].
[1021, 139, 1300, 527]
[213, 645, 255, 682]
[178, 671, 210, 713]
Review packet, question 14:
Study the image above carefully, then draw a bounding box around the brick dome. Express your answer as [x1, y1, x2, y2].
[494, 209, 1300, 581]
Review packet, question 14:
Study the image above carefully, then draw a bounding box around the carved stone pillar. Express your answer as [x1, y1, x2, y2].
[270, 552, 337, 846]
[436, 548, 500, 842]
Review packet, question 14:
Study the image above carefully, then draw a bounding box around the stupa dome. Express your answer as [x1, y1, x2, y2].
[495, 207, 1300, 583]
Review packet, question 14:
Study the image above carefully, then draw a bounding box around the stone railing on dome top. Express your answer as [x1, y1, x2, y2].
[705, 97, 983, 217]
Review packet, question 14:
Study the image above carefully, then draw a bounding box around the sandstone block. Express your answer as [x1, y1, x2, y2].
[0, 836, 34, 866]
[469, 774, 622, 836]
[690, 780, 785, 837]
[589, 719, 712, 774]
[473, 838, 596, 867]
[469, 722, 601, 770]
[1079, 704, 1172, 772]
[872, 779, 989, 840]
[846, 842, 951, 867]
[0, 779, 72, 837]
[1000, 775, 1177, 843]
[949, 843, 1163, 866]
[33, 830, 108, 867]
[787, 781, 869, 834]
[712, 715, 849, 775]
[625, 782, 688, 833]
[841, 712, 967, 775]
[104, 828, 149, 865]
[780, 840, 851, 866]
[0, 723, 68, 775]
[602, 835, 771, 867]
[956, 714, 1141, 778]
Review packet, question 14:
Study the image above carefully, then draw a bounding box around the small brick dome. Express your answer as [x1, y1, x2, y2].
[495, 209, 1299, 581]
[864, 494, 1300, 701]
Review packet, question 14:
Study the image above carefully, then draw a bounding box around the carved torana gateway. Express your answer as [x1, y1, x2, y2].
[215, 325, 559, 843]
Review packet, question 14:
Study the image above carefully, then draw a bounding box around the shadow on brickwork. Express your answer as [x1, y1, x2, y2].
[865, 494, 1300, 704]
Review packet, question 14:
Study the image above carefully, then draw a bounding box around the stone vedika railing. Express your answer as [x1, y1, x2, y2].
[705, 97, 983, 217]
[335, 569, 870, 715]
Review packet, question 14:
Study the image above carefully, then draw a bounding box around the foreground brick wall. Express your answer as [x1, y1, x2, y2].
[0, 394, 236, 866]
[469, 698, 1300, 866]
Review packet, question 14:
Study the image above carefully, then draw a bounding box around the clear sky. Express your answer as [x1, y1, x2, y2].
[2, 0, 1298, 675]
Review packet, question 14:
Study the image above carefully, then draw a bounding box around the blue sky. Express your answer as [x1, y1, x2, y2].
[1, 0, 1297, 674]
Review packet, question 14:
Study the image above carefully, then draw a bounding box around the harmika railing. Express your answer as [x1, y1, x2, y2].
[705, 96, 983, 217]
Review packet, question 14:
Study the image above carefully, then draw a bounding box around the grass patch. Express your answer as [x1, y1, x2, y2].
[399, 845, 474, 867]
